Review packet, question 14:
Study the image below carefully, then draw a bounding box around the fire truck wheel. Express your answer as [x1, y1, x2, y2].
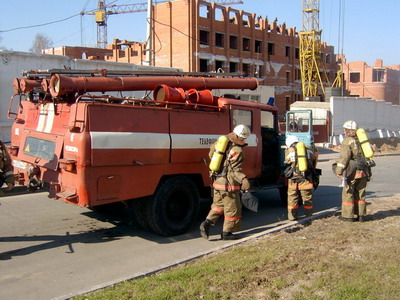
[130, 197, 151, 230]
[146, 176, 200, 236]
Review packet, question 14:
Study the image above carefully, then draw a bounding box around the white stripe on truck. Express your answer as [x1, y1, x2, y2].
[90, 132, 257, 150]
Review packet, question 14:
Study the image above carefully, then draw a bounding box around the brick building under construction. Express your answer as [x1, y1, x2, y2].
[149, 0, 338, 113]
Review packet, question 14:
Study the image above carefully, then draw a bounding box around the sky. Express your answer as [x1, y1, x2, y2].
[0, 0, 399, 66]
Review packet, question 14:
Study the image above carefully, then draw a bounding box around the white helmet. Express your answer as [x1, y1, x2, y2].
[343, 120, 358, 130]
[233, 124, 251, 139]
[285, 135, 299, 148]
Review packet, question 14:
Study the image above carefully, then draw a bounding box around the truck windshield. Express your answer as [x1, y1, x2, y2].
[23, 137, 56, 161]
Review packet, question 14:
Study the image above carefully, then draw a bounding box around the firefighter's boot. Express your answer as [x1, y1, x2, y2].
[221, 231, 238, 240]
[200, 219, 212, 240]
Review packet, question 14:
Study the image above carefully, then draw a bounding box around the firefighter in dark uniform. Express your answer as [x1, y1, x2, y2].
[0, 140, 15, 191]
[335, 120, 369, 222]
[200, 124, 251, 240]
[284, 135, 315, 220]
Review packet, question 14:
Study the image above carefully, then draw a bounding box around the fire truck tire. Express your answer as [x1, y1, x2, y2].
[130, 197, 151, 230]
[146, 176, 200, 236]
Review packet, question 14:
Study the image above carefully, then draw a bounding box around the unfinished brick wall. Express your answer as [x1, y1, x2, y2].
[152, 0, 338, 114]
[342, 59, 400, 105]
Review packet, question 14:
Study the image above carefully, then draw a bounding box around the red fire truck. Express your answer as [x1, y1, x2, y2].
[8, 69, 293, 236]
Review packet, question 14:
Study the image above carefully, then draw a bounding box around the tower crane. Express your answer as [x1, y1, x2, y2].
[299, 0, 324, 100]
[299, 0, 342, 100]
[82, 0, 243, 49]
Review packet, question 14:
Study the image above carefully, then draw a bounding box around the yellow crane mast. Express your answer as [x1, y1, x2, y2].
[299, 0, 325, 100]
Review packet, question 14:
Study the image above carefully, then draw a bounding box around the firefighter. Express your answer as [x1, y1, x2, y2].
[284, 135, 315, 221]
[200, 124, 251, 240]
[335, 120, 370, 222]
[0, 140, 14, 191]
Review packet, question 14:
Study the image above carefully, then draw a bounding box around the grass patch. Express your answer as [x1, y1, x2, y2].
[74, 197, 400, 300]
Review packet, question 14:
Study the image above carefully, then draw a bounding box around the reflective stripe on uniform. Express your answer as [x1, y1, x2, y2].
[303, 205, 313, 209]
[343, 201, 354, 206]
[288, 205, 299, 210]
[356, 200, 366, 204]
[212, 183, 241, 191]
[211, 207, 224, 214]
[355, 170, 365, 179]
[288, 182, 313, 190]
[225, 215, 241, 221]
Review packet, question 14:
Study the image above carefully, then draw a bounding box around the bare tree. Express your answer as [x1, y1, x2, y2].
[29, 33, 53, 53]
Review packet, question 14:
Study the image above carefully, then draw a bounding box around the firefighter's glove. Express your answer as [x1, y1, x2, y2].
[332, 163, 343, 176]
[241, 177, 250, 191]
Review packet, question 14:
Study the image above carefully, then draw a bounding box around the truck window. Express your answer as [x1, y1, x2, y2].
[23, 137, 56, 161]
[286, 111, 310, 133]
[261, 111, 274, 129]
[232, 109, 252, 131]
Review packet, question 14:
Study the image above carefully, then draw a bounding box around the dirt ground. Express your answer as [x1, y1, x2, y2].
[332, 137, 400, 154]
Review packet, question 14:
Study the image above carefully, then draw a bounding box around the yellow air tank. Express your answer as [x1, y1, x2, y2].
[356, 128, 374, 158]
[296, 142, 308, 172]
[209, 136, 229, 172]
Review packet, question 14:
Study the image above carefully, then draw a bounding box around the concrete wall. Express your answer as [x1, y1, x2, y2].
[330, 96, 400, 145]
[0, 51, 179, 142]
[213, 85, 275, 104]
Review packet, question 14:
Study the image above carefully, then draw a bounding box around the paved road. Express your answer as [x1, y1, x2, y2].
[0, 154, 399, 300]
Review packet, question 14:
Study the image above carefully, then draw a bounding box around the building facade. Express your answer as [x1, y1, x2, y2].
[342, 58, 400, 105]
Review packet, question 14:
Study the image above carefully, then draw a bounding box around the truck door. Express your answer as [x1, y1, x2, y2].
[230, 107, 261, 178]
[285, 110, 314, 148]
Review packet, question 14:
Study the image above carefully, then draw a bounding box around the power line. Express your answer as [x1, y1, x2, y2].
[0, 13, 81, 33]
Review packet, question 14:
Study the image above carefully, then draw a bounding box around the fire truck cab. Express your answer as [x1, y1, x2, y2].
[9, 69, 289, 236]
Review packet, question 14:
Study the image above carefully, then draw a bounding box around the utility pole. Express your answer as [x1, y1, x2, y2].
[145, 0, 153, 66]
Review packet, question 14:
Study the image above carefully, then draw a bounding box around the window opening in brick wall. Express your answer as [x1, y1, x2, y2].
[255, 40, 262, 53]
[199, 4, 211, 18]
[230, 62, 238, 72]
[215, 60, 224, 72]
[242, 63, 250, 76]
[215, 7, 224, 21]
[295, 48, 299, 59]
[373, 69, 385, 82]
[295, 68, 300, 81]
[350, 72, 360, 83]
[326, 53, 331, 64]
[200, 30, 209, 45]
[215, 33, 224, 47]
[242, 14, 250, 27]
[286, 71, 291, 85]
[243, 38, 250, 51]
[230, 35, 238, 50]
[268, 43, 275, 55]
[200, 59, 208, 72]
[285, 46, 290, 57]
[285, 96, 290, 111]
[255, 65, 263, 77]
[229, 11, 238, 24]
